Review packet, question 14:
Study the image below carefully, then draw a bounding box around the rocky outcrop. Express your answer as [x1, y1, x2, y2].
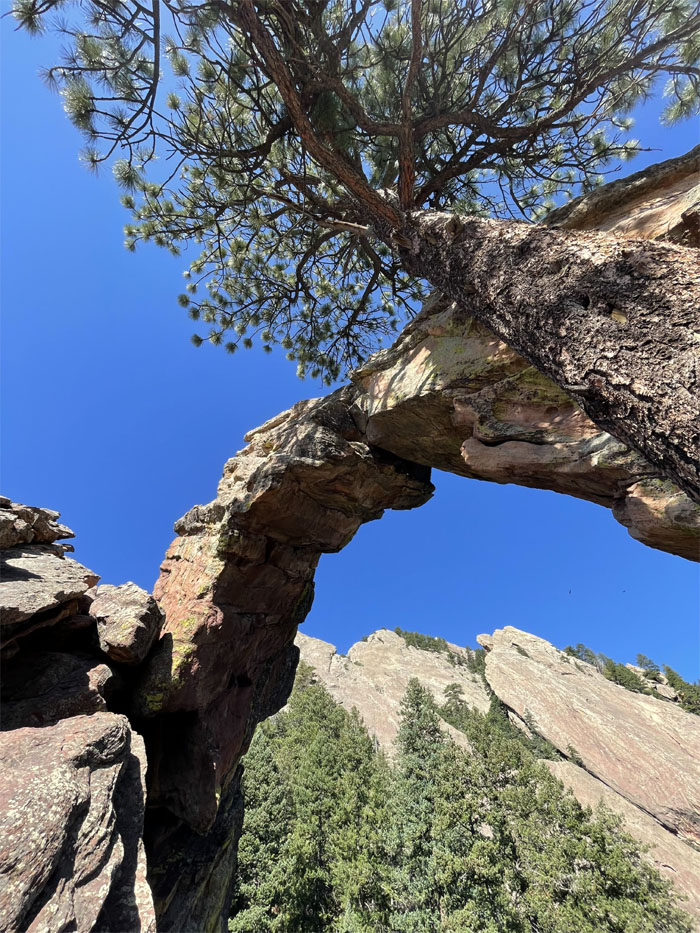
[1, 545, 100, 651]
[0, 503, 155, 932]
[353, 297, 698, 562]
[482, 626, 700, 845]
[0, 712, 154, 933]
[545, 145, 700, 246]
[0, 496, 75, 550]
[296, 629, 489, 752]
[136, 389, 432, 928]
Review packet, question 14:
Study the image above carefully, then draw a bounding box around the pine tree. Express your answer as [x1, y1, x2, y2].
[434, 707, 693, 932]
[228, 726, 292, 932]
[663, 666, 700, 715]
[386, 679, 445, 932]
[330, 709, 391, 932]
[13, 0, 700, 497]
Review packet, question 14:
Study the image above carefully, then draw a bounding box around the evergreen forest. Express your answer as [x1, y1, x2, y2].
[229, 663, 692, 932]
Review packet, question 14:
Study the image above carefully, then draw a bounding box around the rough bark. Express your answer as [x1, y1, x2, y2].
[394, 211, 700, 503]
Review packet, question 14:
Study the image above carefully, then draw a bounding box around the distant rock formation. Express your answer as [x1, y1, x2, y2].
[295, 628, 490, 750]
[1, 147, 698, 933]
[297, 625, 700, 926]
[483, 626, 700, 844]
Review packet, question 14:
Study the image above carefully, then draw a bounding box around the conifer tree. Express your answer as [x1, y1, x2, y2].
[434, 706, 693, 932]
[663, 666, 700, 715]
[12, 0, 700, 498]
[229, 726, 292, 932]
[386, 679, 445, 931]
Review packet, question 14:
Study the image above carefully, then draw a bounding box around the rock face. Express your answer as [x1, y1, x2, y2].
[0, 503, 155, 932]
[483, 626, 700, 845]
[296, 628, 489, 752]
[138, 389, 432, 929]
[0, 712, 154, 933]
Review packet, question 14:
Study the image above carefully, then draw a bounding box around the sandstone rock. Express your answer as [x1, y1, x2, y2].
[352, 294, 699, 562]
[0, 546, 100, 648]
[137, 387, 432, 834]
[0, 500, 75, 550]
[145, 640, 298, 933]
[0, 651, 116, 730]
[545, 144, 700, 246]
[0, 713, 155, 932]
[90, 582, 163, 665]
[484, 626, 700, 844]
[295, 629, 490, 753]
[546, 759, 700, 926]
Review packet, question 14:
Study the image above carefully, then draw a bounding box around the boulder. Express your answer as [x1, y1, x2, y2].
[0, 500, 75, 550]
[484, 626, 700, 844]
[0, 545, 99, 648]
[0, 712, 155, 932]
[90, 582, 163, 665]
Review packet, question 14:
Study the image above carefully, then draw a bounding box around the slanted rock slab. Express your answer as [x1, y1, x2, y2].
[484, 626, 700, 844]
[0, 546, 99, 648]
[90, 582, 163, 665]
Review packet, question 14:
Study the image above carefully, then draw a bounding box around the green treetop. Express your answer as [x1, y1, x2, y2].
[12, 0, 700, 379]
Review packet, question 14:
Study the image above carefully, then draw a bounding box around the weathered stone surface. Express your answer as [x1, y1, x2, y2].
[0, 500, 75, 550]
[546, 759, 700, 926]
[0, 713, 155, 932]
[138, 387, 432, 837]
[483, 626, 700, 844]
[0, 546, 100, 647]
[296, 628, 489, 753]
[0, 651, 116, 730]
[145, 638, 299, 933]
[545, 145, 700, 246]
[90, 582, 163, 665]
[352, 293, 699, 561]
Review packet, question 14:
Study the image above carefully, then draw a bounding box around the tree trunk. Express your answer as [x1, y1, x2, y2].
[395, 211, 700, 504]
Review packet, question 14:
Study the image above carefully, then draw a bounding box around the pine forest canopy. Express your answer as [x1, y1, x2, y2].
[12, 0, 700, 500]
[231, 668, 694, 931]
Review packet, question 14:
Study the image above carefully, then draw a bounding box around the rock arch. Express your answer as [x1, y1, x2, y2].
[1, 147, 698, 932]
[140, 148, 699, 928]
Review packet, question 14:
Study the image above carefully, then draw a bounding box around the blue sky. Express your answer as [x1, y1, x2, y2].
[2, 22, 698, 679]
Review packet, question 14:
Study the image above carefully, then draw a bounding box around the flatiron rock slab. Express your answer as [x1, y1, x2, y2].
[484, 626, 700, 844]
